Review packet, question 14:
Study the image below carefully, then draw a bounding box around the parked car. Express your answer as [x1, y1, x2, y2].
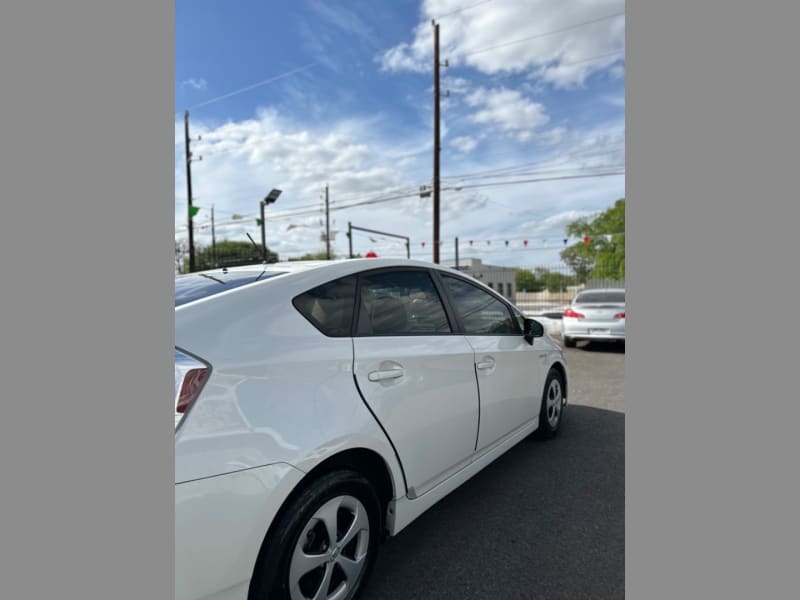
[562, 288, 626, 347]
[175, 258, 568, 600]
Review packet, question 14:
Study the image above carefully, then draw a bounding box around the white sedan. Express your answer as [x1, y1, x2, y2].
[175, 258, 568, 600]
[562, 288, 626, 347]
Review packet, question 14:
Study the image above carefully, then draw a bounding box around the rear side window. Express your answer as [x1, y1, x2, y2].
[293, 276, 356, 337]
[442, 275, 518, 335]
[575, 291, 625, 304]
[357, 270, 451, 336]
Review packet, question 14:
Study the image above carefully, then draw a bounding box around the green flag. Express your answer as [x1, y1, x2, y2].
[188, 206, 200, 219]
[256, 218, 263, 226]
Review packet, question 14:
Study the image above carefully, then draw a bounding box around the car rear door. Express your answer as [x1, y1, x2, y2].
[352, 268, 480, 498]
[439, 274, 544, 452]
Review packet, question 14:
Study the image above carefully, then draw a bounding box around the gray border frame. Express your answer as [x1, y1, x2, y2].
[1, 0, 798, 598]
[1, 1, 174, 598]
[628, 1, 799, 598]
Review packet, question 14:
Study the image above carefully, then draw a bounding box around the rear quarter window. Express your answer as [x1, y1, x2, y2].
[175, 270, 286, 306]
[293, 276, 357, 337]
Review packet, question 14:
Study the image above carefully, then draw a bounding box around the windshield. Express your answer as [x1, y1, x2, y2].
[175, 270, 286, 306]
[574, 290, 625, 304]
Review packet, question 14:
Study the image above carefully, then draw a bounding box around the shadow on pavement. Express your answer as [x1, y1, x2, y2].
[365, 405, 625, 600]
[576, 340, 625, 354]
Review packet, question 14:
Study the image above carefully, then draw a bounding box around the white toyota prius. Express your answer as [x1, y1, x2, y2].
[175, 258, 568, 600]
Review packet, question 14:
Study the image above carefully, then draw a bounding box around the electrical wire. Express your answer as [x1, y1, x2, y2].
[459, 12, 624, 58]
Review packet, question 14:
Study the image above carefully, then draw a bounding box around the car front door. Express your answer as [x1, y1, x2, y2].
[439, 274, 544, 452]
[352, 269, 480, 498]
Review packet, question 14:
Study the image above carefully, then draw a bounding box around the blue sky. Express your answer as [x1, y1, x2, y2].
[175, 0, 625, 266]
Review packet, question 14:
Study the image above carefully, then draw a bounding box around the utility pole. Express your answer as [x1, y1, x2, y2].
[348, 222, 353, 259]
[325, 184, 331, 260]
[455, 236, 459, 269]
[260, 201, 267, 260]
[432, 20, 441, 264]
[211, 204, 216, 267]
[184, 110, 195, 272]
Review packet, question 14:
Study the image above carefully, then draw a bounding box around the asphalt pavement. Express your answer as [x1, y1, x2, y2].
[365, 339, 625, 600]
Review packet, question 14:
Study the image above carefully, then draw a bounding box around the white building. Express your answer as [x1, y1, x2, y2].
[441, 258, 517, 301]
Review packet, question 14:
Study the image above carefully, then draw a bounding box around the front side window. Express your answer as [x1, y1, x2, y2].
[442, 275, 518, 335]
[357, 270, 451, 336]
[293, 276, 356, 337]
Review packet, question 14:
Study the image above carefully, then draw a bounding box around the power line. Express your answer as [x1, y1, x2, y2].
[445, 170, 624, 191]
[436, 0, 497, 20]
[460, 12, 625, 58]
[178, 169, 625, 233]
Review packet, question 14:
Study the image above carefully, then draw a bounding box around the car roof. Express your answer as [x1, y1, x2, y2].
[182, 258, 462, 278]
[175, 258, 475, 309]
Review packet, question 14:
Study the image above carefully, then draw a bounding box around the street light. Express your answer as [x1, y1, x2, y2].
[260, 188, 282, 262]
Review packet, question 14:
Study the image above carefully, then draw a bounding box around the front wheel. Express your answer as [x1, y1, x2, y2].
[534, 369, 566, 440]
[249, 470, 382, 600]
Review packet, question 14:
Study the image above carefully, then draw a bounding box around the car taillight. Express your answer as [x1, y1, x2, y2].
[175, 349, 211, 429]
[614, 312, 625, 319]
[564, 307, 585, 319]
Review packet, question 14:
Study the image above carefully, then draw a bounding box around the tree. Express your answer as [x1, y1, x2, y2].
[561, 198, 625, 281]
[515, 268, 544, 293]
[289, 250, 337, 261]
[534, 267, 576, 293]
[185, 240, 279, 271]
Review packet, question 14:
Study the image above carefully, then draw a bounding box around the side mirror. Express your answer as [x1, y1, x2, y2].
[524, 318, 544, 344]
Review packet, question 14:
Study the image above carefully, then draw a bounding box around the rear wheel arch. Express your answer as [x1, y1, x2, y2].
[247, 449, 398, 599]
[253, 449, 396, 560]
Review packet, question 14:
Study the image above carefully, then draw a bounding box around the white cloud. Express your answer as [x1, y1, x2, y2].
[442, 76, 470, 94]
[182, 78, 207, 90]
[451, 135, 478, 153]
[380, 42, 429, 73]
[466, 87, 549, 135]
[176, 107, 624, 266]
[379, 0, 625, 88]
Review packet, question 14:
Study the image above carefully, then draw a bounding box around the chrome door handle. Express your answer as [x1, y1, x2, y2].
[368, 368, 405, 382]
[476, 357, 495, 370]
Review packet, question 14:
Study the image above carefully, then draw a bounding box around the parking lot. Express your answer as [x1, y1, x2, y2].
[366, 339, 625, 599]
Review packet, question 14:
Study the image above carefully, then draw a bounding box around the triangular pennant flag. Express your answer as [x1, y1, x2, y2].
[563, 238, 568, 245]
[523, 240, 528, 247]
[505, 240, 509, 246]
[188, 206, 200, 219]
[256, 218, 263, 226]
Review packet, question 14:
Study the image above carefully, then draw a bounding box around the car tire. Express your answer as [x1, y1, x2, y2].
[534, 369, 566, 440]
[563, 336, 576, 348]
[249, 470, 383, 600]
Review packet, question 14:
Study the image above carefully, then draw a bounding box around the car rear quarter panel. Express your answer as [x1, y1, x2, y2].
[175, 462, 305, 600]
[174, 273, 405, 499]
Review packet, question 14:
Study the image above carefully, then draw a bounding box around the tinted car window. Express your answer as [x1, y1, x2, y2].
[293, 276, 357, 337]
[175, 270, 286, 306]
[357, 270, 451, 336]
[442, 276, 518, 335]
[575, 291, 625, 304]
